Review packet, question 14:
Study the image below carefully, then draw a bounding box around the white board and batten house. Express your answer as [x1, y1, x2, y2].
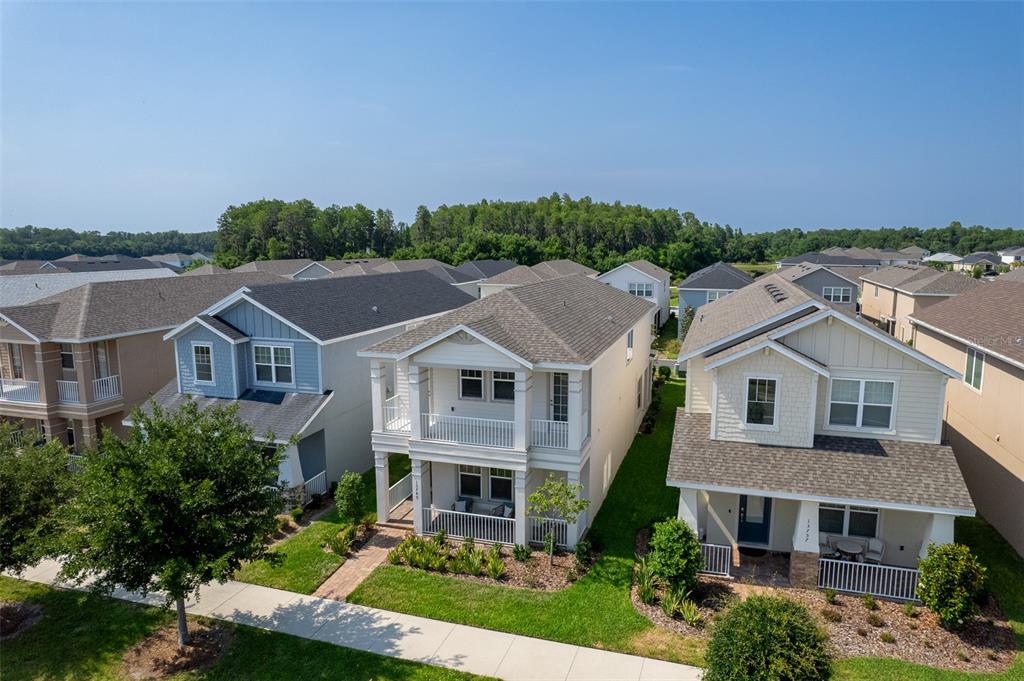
[597, 259, 672, 327]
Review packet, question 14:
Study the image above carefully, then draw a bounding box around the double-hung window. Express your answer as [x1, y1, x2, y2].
[489, 468, 513, 501]
[628, 282, 654, 298]
[459, 464, 482, 497]
[745, 377, 778, 427]
[459, 369, 483, 399]
[822, 286, 852, 303]
[819, 503, 878, 538]
[492, 371, 515, 401]
[193, 344, 213, 383]
[706, 290, 727, 303]
[828, 378, 895, 430]
[964, 348, 984, 391]
[60, 343, 75, 370]
[254, 345, 293, 385]
[626, 329, 634, 361]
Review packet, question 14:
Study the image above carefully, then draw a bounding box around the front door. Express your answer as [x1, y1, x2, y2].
[738, 495, 772, 545]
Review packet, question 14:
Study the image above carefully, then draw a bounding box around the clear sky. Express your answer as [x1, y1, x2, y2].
[2, 2, 1022, 233]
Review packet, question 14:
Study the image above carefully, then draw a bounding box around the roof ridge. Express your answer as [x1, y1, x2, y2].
[74, 283, 95, 337]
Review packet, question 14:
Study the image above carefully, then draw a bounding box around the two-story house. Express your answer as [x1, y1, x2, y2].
[860, 265, 978, 342]
[150, 272, 473, 496]
[677, 262, 754, 310]
[359, 275, 656, 549]
[909, 282, 1024, 556]
[774, 263, 863, 313]
[0, 273, 279, 450]
[477, 260, 598, 298]
[666, 273, 974, 601]
[597, 259, 672, 327]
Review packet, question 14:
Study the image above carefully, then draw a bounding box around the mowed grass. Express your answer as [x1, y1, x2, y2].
[349, 379, 706, 666]
[730, 261, 776, 277]
[0, 576, 490, 681]
[653, 314, 680, 359]
[669, 285, 678, 309]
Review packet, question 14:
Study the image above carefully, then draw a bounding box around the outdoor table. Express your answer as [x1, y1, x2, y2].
[835, 538, 864, 561]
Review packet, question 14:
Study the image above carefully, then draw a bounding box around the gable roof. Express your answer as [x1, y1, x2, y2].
[0, 256, 163, 276]
[998, 246, 1024, 256]
[678, 261, 754, 290]
[863, 265, 979, 296]
[370, 258, 476, 284]
[959, 252, 1000, 265]
[775, 263, 860, 288]
[0, 268, 177, 307]
[363, 275, 654, 366]
[924, 252, 962, 263]
[482, 260, 596, 287]
[600, 259, 671, 282]
[776, 251, 880, 267]
[910, 282, 1024, 369]
[454, 259, 518, 280]
[531, 259, 598, 278]
[231, 259, 313, 276]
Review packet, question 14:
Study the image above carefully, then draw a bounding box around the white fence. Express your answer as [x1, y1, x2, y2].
[383, 395, 411, 433]
[56, 380, 80, 403]
[530, 419, 568, 449]
[421, 413, 514, 449]
[92, 375, 122, 401]
[699, 542, 732, 576]
[818, 558, 920, 602]
[528, 516, 569, 548]
[68, 454, 85, 473]
[422, 507, 516, 545]
[388, 472, 413, 512]
[299, 470, 328, 507]
[0, 379, 41, 403]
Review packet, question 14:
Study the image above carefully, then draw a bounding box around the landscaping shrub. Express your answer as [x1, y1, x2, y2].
[866, 612, 885, 628]
[917, 542, 987, 628]
[334, 471, 365, 523]
[635, 555, 659, 605]
[325, 525, 357, 557]
[880, 632, 896, 644]
[451, 538, 485, 576]
[821, 607, 842, 623]
[512, 544, 531, 562]
[902, 601, 917, 618]
[485, 545, 506, 580]
[861, 593, 877, 611]
[275, 514, 292, 533]
[657, 365, 671, 381]
[574, 539, 592, 568]
[704, 596, 832, 681]
[660, 586, 686, 618]
[290, 506, 304, 522]
[823, 588, 837, 605]
[648, 518, 702, 592]
[677, 598, 703, 627]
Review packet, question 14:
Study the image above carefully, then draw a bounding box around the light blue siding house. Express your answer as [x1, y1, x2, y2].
[677, 262, 755, 310]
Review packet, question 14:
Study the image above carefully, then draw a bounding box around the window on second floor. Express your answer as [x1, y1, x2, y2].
[745, 377, 778, 427]
[828, 378, 894, 430]
[706, 290, 728, 303]
[60, 343, 75, 370]
[254, 345, 293, 385]
[7, 344, 24, 379]
[822, 286, 852, 303]
[628, 282, 654, 297]
[873, 284, 879, 297]
[626, 329, 634, 361]
[819, 503, 878, 538]
[193, 344, 213, 383]
[459, 369, 483, 399]
[964, 347, 984, 391]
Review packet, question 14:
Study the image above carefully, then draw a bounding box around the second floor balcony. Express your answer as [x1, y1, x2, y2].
[0, 375, 122, 406]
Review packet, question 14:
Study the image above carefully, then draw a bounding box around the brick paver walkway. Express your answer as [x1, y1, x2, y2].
[313, 526, 408, 601]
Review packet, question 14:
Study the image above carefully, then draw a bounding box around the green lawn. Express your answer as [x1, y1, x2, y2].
[652, 315, 679, 359]
[0, 576, 489, 681]
[669, 285, 678, 309]
[730, 261, 777, 277]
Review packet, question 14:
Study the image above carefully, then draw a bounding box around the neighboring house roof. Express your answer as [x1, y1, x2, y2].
[181, 264, 229, 276]
[231, 259, 314, 276]
[668, 413, 974, 514]
[453, 259, 518, 280]
[482, 265, 547, 286]
[775, 263, 861, 288]
[998, 246, 1024, 256]
[363, 275, 655, 367]
[898, 271, 978, 296]
[196, 314, 248, 341]
[141, 381, 332, 442]
[924, 252, 962, 263]
[959, 252, 1000, 265]
[0, 268, 177, 306]
[531, 259, 598, 278]
[910, 282, 1024, 369]
[0, 256, 163, 275]
[836, 266, 879, 287]
[776, 252, 880, 267]
[861, 265, 932, 288]
[600, 259, 671, 282]
[899, 246, 929, 258]
[143, 253, 191, 266]
[291, 258, 388, 278]
[678, 262, 754, 290]
[371, 258, 477, 284]
[0, 273, 281, 342]
[995, 267, 1024, 282]
[481, 260, 596, 287]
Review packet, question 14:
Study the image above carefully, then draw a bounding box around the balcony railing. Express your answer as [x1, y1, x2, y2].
[420, 413, 515, 449]
[388, 472, 413, 512]
[92, 375, 122, 401]
[530, 419, 568, 449]
[383, 395, 411, 433]
[295, 470, 328, 507]
[699, 542, 732, 576]
[423, 507, 515, 545]
[528, 516, 569, 548]
[818, 558, 920, 602]
[56, 380, 80, 403]
[68, 454, 86, 473]
[0, 378, 41, 403]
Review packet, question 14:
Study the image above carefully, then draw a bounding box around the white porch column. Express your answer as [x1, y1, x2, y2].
[792, 500, 820, 553]
[370, 360, 386, 432]
[567, 369, 584, 450]
[407, 364, 429, 440]
[411, 458, 425, 534]
[374, 451, 390, 522]
[514, 470, 528, 546]
[919, 513, 956, 559]
[514, 369, 533, 450]
[677, 488, 700, 538]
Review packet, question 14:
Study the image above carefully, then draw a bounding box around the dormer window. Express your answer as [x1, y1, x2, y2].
[254, 345, 293, 385]
[828, 378, 894, 430]
[822, 286, 852, 303]
[745, 377, 778, 427]
[192, 344, 213, 383]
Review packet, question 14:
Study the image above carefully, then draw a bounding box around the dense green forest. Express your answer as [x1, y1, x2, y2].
[0, 226, 216, 261]
[5, 194, 1022, 276]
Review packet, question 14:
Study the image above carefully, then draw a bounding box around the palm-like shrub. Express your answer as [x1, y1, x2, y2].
[635, 555, 659, 605]
[917, 542, 986, 628]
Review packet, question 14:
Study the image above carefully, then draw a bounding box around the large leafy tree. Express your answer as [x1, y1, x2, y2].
[58, 401, 285, 647]
[0, 422, 73, 573]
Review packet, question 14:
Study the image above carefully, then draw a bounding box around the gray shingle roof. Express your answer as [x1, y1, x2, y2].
[668, 413, 974, 513]
[482, 260, 596, 287]
[241, 271, 474, 342]
[483, 265, 547, 286]
[371, 259, 476, 284]
[532, 259, 598, 278]
[678, 262, 754, 290]
[622, 260, 671, 280]
[198, 314, 247, 341]
[231, 259, 314, 276]
[141, 381, 331, 441]
[181, 264, 229, 276]
[777, 252, 881, 267]
[454, 259, 518, 279]
[999, 246, 1024, 256]
[0, 269, 177, 306]
[996, 267, 1024, 282]
[364, 275, 655, 365]
[960, 252, 1000, 265]
[863, 265, 979, 296]
[0, 256, 163, 276]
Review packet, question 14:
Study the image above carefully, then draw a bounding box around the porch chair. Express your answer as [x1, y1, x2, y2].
[865, 538, 885, 564]
[819, 533, 840, 558]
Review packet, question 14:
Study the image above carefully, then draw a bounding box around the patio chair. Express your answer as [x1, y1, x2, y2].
[819, 533, 840, 558]
[865, 538, 885, 564]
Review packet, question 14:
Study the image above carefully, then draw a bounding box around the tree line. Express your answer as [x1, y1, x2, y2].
[0, 226, 217, 261]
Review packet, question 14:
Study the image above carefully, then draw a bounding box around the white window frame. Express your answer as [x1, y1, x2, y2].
[458, 464, 483, 498]
[706, 290, 728, 303]
[626, 329, 634, 361]
[628, 282, 654, 298]
[192, 342, 214, 384]
[491, 371, 515, 402]
[252, 343, 295, 387]
[819, 503, 879, 539]
[743, 375, 781, 431]
[459, 369, 484, 400]
[489, 467, 513, 502]
[822, 286, 852, 303]
[59, 343, 75, 370]
[826, 377, 897, 432]
[964, 347, 984, 393]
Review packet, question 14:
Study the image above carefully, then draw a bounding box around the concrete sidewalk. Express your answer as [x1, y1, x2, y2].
[14, 559, 702, 681]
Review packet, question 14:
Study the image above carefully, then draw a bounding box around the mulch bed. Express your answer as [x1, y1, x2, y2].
[0, 601, 43, 640]
[451, 543, 582, 591]
[122, 622, 233, 679]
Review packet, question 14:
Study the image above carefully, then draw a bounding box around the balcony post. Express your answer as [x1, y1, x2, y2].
[567, 370, 584, 450]
[374, 450, 390, 522]
[80, 418, 99, 449]
[514, 369, 532, 450]
[369, 359, 386, 432]
[514, 469, 527, 546]
[407, 364, 428, 440]
[35, 343, 62, 403]
[411, 458, 425, 534]
[72, 343, 95, 403]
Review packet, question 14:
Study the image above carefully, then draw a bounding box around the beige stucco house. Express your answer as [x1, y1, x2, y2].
[860, 265, 978, 342]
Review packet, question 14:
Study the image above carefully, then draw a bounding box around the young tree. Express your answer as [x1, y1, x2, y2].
[0, 422, 73, 573]
[334, 470, 366, 523]
[58, 401, 285, 648]
[527, 474, 590, 564]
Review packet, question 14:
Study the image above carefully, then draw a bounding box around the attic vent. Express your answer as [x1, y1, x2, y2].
[371, 305, 379, 313]
[762, 283, 788, 303]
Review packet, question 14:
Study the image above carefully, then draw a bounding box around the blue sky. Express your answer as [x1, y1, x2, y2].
[2, 2, 1022, 233]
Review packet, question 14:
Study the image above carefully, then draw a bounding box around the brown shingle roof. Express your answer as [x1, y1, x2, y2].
[231, 259, 313, 276]
[622, 260, 671, 280]
[668, 413, 974, 513]
[181, 264, 229, 276]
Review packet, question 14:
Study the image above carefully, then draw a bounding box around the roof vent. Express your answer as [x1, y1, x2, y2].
[371, 305, 379, 313]
[762, 283, 788, 303]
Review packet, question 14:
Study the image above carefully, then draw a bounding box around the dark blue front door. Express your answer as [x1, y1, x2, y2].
[738, 495, 772, 544]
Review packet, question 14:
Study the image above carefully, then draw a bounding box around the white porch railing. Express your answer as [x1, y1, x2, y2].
[699, 542, 732, 576]
[422, 507, 516, 545]
[420, 413, 514, 449]
[0, 379, 41, 403]
[528, 516, 569, 548]
[92, 375, 122, 401]
[388, 472, 413, 512]
[56, 380, 80, 403]
[530, 419, 568, 449]
[818, 558, 920, 602]
[383, 395, 411, 433]
[68, 454, 85, 473]
[298, 470, 328, 507]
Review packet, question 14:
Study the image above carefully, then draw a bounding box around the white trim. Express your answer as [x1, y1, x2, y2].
[909, 316, 1024, 372]
[488, 467, 514, 502]
[822, 286, 853, 304]
[893, 288, 959, 297]
[824, 311, 960, 379]
[295, 391, 335, 436]
[792, 266, 861, 289]
[824, 376, 897, 434]
[173, 340, 181, 393]
[963, 347, 984, 393]
[0, 314, 43, 343]
[164, 316, 246, 344]
[491, 370, 516, 403]
[677, 301, 823, 362]
[458, 368, 485, 400]
[742, 374, 781, 432]
[251, 342, 296, 388]
[677, 286, 744, 292]
[705, 340, 830, 378]
[597, 262, 664, 283]
[383, 324, 535, 369]
[196, 290, 319, 344]
[191, 342, 215, 385]
[290, 261, 332, 279]
[818, 502, 880, 539]
[322, 310, 452, 346]
[458, 463, 483, 498]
